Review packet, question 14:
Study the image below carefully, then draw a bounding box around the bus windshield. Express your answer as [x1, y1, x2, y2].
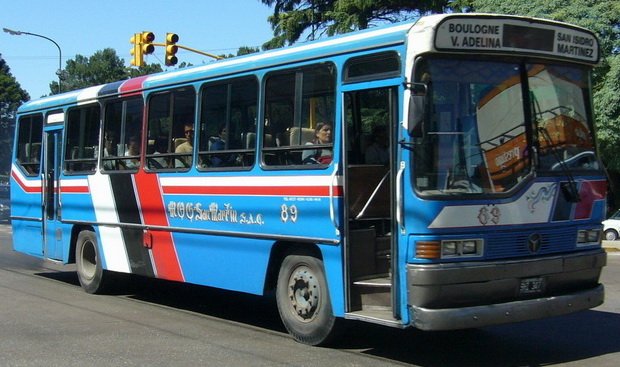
[412, 58, 598, 196]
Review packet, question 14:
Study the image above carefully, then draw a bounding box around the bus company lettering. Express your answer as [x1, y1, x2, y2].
[556, 32, 595, 59]
[167, 201, 265, 225]
[447, 23, 501, 49]
[495, 146, 520, 167]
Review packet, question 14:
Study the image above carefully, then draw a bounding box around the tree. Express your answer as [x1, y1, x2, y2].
[260, 0, 450, 49]
[0, 55, 29, 175]
[218, 46, 261, 59]
[50, 48, 163, 94]
[595, 55, 620, 170]
[127, 63, 164, 78]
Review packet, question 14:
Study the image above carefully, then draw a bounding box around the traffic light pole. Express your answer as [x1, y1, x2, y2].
[152, 43, 223, 61]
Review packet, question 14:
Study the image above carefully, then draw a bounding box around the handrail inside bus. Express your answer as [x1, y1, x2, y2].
[355, 169, 390, 220]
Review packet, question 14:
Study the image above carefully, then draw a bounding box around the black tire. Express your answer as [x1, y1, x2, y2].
[604, 229, 618, 241]
[276, 251, 338, 346]
[75, 230, 109, 294]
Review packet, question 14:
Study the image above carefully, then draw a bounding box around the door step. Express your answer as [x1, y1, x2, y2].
[346, 308, 402, 327]
[353, 276, 390, 287]
[352, 276, 391, 309]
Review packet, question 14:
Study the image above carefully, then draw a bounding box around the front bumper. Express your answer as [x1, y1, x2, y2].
[407, 249, 606, 330]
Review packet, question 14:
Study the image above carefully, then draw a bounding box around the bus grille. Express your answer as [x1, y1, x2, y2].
[485, 228, 576, 259]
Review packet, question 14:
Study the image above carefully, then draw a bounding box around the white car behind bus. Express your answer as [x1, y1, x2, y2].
[603, 210, 620, 241]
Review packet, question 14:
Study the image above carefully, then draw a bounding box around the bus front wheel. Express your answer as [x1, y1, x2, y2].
[76, 230, 109, 294]
[276, 251, 338, 346]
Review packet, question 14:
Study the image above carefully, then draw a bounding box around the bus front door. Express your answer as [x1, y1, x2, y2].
[42, 130, 63, 261]
[343, 86, 399, 322]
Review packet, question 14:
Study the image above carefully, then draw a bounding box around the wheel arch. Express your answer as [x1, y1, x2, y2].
[264, 240, 345, 317]
[67, 224, 95, 264]
[264, 241, 323, 294]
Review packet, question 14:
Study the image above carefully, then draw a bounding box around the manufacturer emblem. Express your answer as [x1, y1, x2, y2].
[527, 233, 542, 253]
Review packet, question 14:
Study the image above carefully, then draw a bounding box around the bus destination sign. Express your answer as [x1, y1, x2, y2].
[434, 17, 599, 63]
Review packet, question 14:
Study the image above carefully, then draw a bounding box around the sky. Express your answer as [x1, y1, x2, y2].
[1, 0, 276, 99]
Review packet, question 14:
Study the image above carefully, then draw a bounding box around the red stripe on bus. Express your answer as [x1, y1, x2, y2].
[11, 170, 41, 193]
[134, 171, 184, 282]
[120, 76, 148, 96]
[60, 185, 90, 193]
[161, 185, 343, 197]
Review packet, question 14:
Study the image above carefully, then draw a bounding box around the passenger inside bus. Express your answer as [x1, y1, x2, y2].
[302, 122, 333, 164]
[365, 125, 389, 165]
[208, 125, 236, 167]
[175, 123, 194, 167]
[102, 131, 118, 170]
[123, 136, 141, 169]
[150, 137, 169, 169]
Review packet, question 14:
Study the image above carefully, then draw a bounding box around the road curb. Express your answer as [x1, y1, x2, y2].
[603, 241, 620, 252]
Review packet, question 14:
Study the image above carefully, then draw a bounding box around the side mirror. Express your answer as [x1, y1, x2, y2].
[407, 83, 428, 137]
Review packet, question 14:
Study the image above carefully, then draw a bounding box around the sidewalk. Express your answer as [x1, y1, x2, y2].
[603, 241, 620, 252]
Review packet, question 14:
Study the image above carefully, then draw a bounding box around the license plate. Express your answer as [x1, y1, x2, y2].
[519, 277, 545, 294]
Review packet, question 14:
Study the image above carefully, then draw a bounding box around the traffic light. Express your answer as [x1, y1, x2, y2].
[130, 33, 143, 67]
[129, 31, 155, 67]
[165, 33, 179, 66]
[141, 31, 155, 55]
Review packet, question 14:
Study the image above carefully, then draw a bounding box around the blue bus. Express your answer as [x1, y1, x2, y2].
[11, 13, 606, 345]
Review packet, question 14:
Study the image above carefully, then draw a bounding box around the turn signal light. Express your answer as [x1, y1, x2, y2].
[416, 241, 441, 259]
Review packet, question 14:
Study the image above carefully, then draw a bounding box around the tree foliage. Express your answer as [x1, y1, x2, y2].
[594, 55, 620, 170]
[218, 46, 261, 59]
[260, 0, 450, 49]
[0, 56, 29, 115]
[50, 48, 163, 95]
[0, 55, 29, 174]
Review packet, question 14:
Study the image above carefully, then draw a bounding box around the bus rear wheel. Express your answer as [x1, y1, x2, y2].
[276, 251, 338, 346]
[76, 230, 109, 294]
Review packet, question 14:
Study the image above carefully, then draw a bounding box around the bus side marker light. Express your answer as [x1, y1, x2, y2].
[416, 241, 441, 259]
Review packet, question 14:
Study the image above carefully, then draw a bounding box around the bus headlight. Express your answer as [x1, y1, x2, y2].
[442, 241, 458, 256]
[441, 239, 483, 258]
[577, 229, 601, 246]
[461, 240, 479, 255]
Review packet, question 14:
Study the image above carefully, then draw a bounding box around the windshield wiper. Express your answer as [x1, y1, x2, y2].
[537, 126, 581, 202]
[531, 92, 580, 202]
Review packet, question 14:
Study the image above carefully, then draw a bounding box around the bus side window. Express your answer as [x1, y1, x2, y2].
[263, 64, 335, 167]
[198, 77, 258, 170]
[146, 88, 196, 171]
[64, 105, 100, 174]
[15, 114, 43, 176]
[101, 98, 143, 172]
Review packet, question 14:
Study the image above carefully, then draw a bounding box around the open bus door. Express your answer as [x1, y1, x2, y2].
[42, 129, 63, 261]
[343, 86, 399, 323]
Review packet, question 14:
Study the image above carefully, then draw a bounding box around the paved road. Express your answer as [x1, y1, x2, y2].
[1, 223, 619, 366]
